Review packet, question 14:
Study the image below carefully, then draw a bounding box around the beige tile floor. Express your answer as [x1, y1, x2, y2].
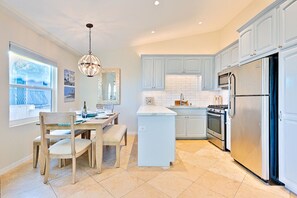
[1, 135, 296, 198]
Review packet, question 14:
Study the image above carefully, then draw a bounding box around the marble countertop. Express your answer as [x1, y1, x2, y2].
[137, 105, 177, 116]
[167, 105, 207, 109]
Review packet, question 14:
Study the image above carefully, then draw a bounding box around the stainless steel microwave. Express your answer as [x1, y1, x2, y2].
[218, 70, 231, 89]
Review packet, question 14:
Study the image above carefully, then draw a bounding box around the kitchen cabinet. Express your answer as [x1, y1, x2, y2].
[143, 55, 215, 90]
[279, 0, 297, 49]
[186, 116, 206, 137]
[213, 54, 221, 90]
[219, 42, 239, 71]
[239, 26, 254, 62]
[202, 57, 214, 90]
[230, 43, 239, 66]
[183, 56, 203, 74]
[165, 56, 203, 74]
[165, 56, 183, 74]
[220, 48, 231, 70]
[142, 56, 165, 90]
[279, 45, 297, 194]
[176, 116, 186, 137]
[239, 9, 277, 62]
[169, 108, 207, 139]
[254, 9, 277, 55]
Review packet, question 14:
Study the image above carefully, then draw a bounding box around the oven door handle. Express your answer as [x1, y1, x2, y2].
[207, 112, 222, 117]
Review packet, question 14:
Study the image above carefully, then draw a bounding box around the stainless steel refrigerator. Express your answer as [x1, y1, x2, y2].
[228, 55, 280, 183]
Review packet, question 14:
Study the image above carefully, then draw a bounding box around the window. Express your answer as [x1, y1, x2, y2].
[9, 42, 57, 127]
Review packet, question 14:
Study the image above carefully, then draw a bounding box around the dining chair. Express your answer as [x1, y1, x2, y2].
[104, 104, 114, 113]
[39, 112, 92, 184]
[33, 129, 91, 169]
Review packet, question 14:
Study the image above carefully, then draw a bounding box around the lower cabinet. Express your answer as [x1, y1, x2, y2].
[170, 108, 207, 139]
[186, 116, 206, 138]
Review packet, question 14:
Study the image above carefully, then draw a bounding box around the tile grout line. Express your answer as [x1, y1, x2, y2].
[233, 173, 247, 198]
[89, 174, 116, 198]
[49, 183, 58, 198]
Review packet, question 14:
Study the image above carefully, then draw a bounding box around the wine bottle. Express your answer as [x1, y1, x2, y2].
[82, 101, 87, 118]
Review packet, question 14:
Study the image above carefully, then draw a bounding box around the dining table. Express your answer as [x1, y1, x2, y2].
[39, 112, 119, 174]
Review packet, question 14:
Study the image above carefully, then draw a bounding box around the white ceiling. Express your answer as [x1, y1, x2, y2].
[1, 0, 255, 55]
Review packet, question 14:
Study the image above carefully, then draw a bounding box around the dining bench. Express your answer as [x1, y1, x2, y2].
[91, 124, 127, 168]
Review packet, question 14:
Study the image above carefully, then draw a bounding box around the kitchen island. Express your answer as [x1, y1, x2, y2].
[137, 105, 176, 167]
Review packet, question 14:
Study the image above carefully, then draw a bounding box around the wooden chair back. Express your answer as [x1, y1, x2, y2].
[39, 112, 76, 154]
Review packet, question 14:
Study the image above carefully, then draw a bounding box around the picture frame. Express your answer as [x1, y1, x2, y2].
[64, 69, 75, 102]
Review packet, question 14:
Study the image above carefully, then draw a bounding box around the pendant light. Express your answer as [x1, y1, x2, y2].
[78, 23, 101, 77]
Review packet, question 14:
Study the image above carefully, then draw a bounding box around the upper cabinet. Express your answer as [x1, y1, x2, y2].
[217, 41, 239, 71]
[254, 9, 277, 55]
[239, 26, 254, 61]
[279, 0, 297, 49]
[142, 55, 214, 90]
[142, 56, 165, 90]
[165, 56, 203, 74]
[213, 54, 221, 90]
[230, 43, 239, 66]
[239, 9, 277, 62]
[220, 48, 231, 70]
[202, 57, 214, 90]
[183, 57, 203, 74]
[165, 56, 183, 74]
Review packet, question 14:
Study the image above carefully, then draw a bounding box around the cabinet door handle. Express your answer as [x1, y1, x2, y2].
[278, 45, 283, 49]
[279, 111, 282, 121]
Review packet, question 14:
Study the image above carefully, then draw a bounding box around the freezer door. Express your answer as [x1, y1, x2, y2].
[235, 58, 269, 96]
[231, 96, 269, 180]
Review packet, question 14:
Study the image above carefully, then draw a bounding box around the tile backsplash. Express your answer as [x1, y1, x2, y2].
[142, 75, 228, 107]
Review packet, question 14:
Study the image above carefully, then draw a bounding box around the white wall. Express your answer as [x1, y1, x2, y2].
[79, 48, 142, 133]
[0, 6, 80, 173]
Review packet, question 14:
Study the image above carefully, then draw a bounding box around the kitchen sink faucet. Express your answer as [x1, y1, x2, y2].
[180, 93, 184, 105]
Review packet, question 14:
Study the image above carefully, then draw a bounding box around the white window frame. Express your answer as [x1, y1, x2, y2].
[9, 42, 57, 127]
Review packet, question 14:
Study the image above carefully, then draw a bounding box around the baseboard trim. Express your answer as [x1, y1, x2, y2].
[0, 154, 33, 176]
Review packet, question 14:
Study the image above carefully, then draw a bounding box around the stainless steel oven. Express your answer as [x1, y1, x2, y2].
[207, 105, 227, 150]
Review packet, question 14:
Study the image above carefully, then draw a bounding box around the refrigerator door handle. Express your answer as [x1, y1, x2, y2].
[228, 73, 236, 118]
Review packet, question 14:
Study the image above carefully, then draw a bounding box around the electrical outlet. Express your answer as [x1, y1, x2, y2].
[139, 126, 146, 132]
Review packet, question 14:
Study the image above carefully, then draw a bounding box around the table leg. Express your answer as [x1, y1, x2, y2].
[96, 126, 103, 173]
[114, 116, 119, 125]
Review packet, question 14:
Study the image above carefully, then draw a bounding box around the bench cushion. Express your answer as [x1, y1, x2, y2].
[103, 125, 127, 144]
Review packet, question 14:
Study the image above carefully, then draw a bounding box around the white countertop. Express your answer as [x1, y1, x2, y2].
[137, 105, 177, 116]
[167, 106, 207, 109]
